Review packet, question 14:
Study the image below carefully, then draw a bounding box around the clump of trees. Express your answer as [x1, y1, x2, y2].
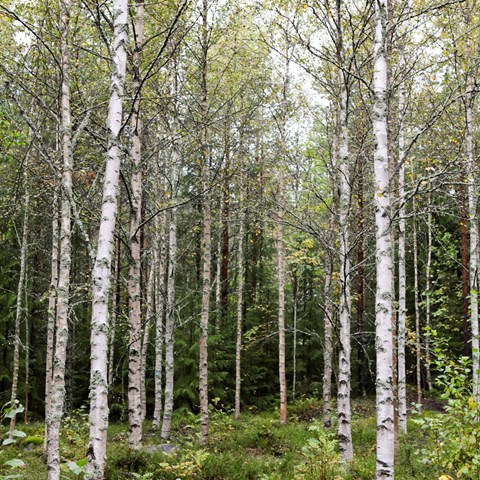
[0, 0, 479, 479]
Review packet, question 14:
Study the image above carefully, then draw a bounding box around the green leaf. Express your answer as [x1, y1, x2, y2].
[2, 438, 15, 446]
[4, 459, 25, 468]
[11, 430, 26, 438]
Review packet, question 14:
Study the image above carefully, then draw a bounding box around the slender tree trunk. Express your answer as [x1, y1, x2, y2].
[86, 0, 128, 475]
[154, 206, 167, 431]
[337, 78, 353, 462]
[357, 158, 366, 397]
[412, 188, 422, 408]
[425, 187, 433, 391]
[234, 161, 245, 420]
[46, 2, 73, 476]
[397, 76, 407, 434]
[460, 182, 470, 356]
[24, 262, 29, 424]
[10, 158, 29, 438]
[127, 0, 145, 450]
[161, 59, 180, 438]
[292, 271, 298, 403]
[465, 1, 479, 403]
[323, 260, 334, 427]
[199, 0, 211, 445]
[140, 261, 154, 423]
[161, 145, 178, 438]
[373, 0, 395, 477]
[108, 236, 121, 387]
[277, 183, 287, 425]
[45, 187, 59, 434]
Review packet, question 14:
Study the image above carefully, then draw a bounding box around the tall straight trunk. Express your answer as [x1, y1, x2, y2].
[127, 0, 145, 450]
[45, 187, 59, 432]
[277, 176, 287, 425]
[24, 263, 29, 424]
[108, 236, 121, 387]
[357, 158, 366, 397]
[10, 157, 29, 438]
[373, 0, 395, 477]
[140, 261, 154, 422]
[337, 83, 353, 461]
[425, 188, 433, 391]
[215, 202, 223, 333]
[460, 183, 470, 355]
[86, 0, 128, 475]
[234, 161, 245, 420]
[397, 77, 407, 434]
[199, 0, 211, 445]
[412, 189, 422, 408]
[161, 144, 179, 438]
[46, 2, 73, 477]
[292, 271, 298, 402]
[154, 206, 167, 430]
[277, 45, 290, 428]
[323, 259, 334, 427]
[465, 1, 479, 403]
[335, 0, 353, 460]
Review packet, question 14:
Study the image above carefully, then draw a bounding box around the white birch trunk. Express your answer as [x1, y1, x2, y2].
[154, 206, 167, 431]
[337, 80, 353, 462]
[292, 272, 298, 403]
[108, 236, 121, 387]
[277, 173, 287, 425]
[161, 147, 178, 438]
[140, 262, 154, 423]
[397, 78, 407, 434]
[412, 189, 422, 408]
[199, 0, 211, 444]
[46, 2, 73, 476]
[425, 188, 433, 391]
[465, 2, 479, 403]
[127, 0, 145, 450]
[45, 186, 59, 438]
[323, 262, 334, 427]
[234, 161, 245, 420]
[86, 0, 128, 475]
[373, 0, 395, 476]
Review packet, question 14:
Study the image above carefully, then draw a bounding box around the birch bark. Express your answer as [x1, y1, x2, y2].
[323, 260, 334, 427]
[127, 0, 145, 450]
[199, 0, 211, 444]
[412, 189, 422, 408]
[46, 2, 73, 476]
[45, 187, 59, 435]
[154, 206, 167, 431]
[161, 145, 178, 438]
[337, 72, 353, 464]
[161, 61, 180, 438]
[397, 77, 407, 434]
[373, 0, 395, 476]
[465, 1, 479, 404]
[86, 0, 128, 475]
[234, 159, 245, 420]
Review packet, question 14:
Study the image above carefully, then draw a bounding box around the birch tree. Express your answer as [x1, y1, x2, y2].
[127, 0, 145, 450]
[46, 1, 74, 476]
[373, 0, 395, 476]
[335, 0, 353, 461]
[86, 0, 129, 475]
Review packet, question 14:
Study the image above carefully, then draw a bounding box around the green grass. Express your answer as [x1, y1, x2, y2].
[0, 398, 444, 480]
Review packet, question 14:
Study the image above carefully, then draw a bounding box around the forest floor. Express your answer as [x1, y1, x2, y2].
[0, 396, 445, 480]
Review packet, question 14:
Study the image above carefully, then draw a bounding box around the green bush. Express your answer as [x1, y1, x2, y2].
[414, 353, 480, 479]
